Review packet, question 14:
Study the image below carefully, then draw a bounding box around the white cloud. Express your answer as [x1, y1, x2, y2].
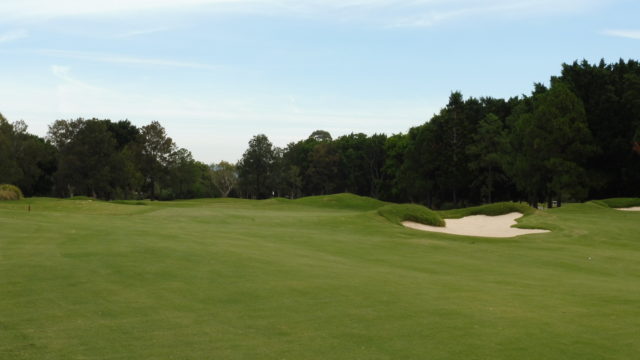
[603, 29, 640, 40]
[0, 29, 28, 43]
[39, 49, 218, 70]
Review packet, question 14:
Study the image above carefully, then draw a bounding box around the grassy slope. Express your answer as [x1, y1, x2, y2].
[591, 197, 640, 209]
[378, 203, 445, 227]
[1, 195, 639, 359]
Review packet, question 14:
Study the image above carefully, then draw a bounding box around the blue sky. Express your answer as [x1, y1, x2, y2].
[0, 0, 638, 162]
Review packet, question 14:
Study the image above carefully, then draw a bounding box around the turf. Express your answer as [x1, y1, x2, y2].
[1, 195, 639, 359]
[378, 203, 445, 227]
[591, 197, 640, 209]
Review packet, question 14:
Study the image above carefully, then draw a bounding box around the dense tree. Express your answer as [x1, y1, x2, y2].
[305, 142, 341, 195]
[3, 59, 639, 205]
[140, 121, 175, 200]
[467, 113, 507, 203]
[237, 134, 276, 199]
[53, 119, 118, 198]
[308, 130, 332, 142]
[0, 114, 23, 185]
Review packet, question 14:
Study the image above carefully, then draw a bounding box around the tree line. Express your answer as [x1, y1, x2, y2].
[0, 118, 237, 200]
[1, 59, 639, 208]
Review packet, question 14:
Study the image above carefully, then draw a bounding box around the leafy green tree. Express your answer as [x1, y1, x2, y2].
[381, 133, 409, 202]
[533, 81, 596, 205]
[305, 142, 341, 195]
[0, 114, 22, 185]
[211, 161, 237, 198]
[53, 119, 118, 198]
[467, 113, 508, 203]
[165, 148, 199, 199]
[308, 130, 332, 142]
[237, 134, 275, 199]
[140, 121, 175, 199]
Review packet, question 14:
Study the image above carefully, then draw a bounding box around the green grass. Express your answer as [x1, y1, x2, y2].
[378, 203, 445, 226]
[591, 197, 640, 209]
[1, 194, 639, 359]
[438, 201, 535, 218]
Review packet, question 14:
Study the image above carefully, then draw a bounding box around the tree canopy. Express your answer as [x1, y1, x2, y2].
[2, 59, 639, 206]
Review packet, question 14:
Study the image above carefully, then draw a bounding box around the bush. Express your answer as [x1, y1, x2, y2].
[0, 184, 24, 200]
[378, 204, 445, 227]
[439, 202, 534, 219]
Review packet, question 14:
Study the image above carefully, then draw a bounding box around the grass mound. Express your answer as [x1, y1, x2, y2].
[294, 193, 387, 211]
[0, 184, 24, 200]
[66, 196, 95, 201]
[378, 203, 445, 227]
[591, 198, 640, 208]
[439, 202, 534, 219]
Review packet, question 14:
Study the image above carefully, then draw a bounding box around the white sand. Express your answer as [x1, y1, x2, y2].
[402, 212, 549, 238]
[616, 207, 640, 211]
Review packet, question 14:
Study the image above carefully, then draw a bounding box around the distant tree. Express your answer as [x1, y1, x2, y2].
[106, 120, 140, 150]
[211, 161, 237, 198]
[381, 133, 409, 202]
[53, 119, 118, 198]
[532, 81, 596, 206]
[305, 142, 341, 195]
[505, 81, 596, 207]
[237, 134, 275, 199]
[467, 113, 508, 203]
[140, 121, 175, 199]
[166, 148, 199, 199]
[308, 130, 332, 142]
[0, 114, 22, 184]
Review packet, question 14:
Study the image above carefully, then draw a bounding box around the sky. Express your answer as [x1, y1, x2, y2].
[0, 0, 638, 163]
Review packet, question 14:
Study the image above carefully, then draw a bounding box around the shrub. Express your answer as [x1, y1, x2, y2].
[378, 204, 445, 227]
[0, 184, 24, 200]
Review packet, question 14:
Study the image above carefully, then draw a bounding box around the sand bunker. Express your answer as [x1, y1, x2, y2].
[402, 212, 549, 238]
[616, 207, 640, 211]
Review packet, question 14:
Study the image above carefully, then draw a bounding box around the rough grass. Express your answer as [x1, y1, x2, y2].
[1, 194, 640, 359]
[591, 197, 640, 209]
[439, 201, 535, 219]
[378, 203, 445, 227]
[0, 184, 23, 200]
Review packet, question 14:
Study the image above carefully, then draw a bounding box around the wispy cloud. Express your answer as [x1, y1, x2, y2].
[115, 27, 171, 38]
[0, 29, 28, 43]
[389, 0, 601, 28]
[603, 29, 640, 40]
[38, 49, 218, 70]
[0, 0, 605, 27]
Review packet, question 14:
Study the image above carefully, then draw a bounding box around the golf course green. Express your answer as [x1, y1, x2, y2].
[1, 194, 639, 359]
